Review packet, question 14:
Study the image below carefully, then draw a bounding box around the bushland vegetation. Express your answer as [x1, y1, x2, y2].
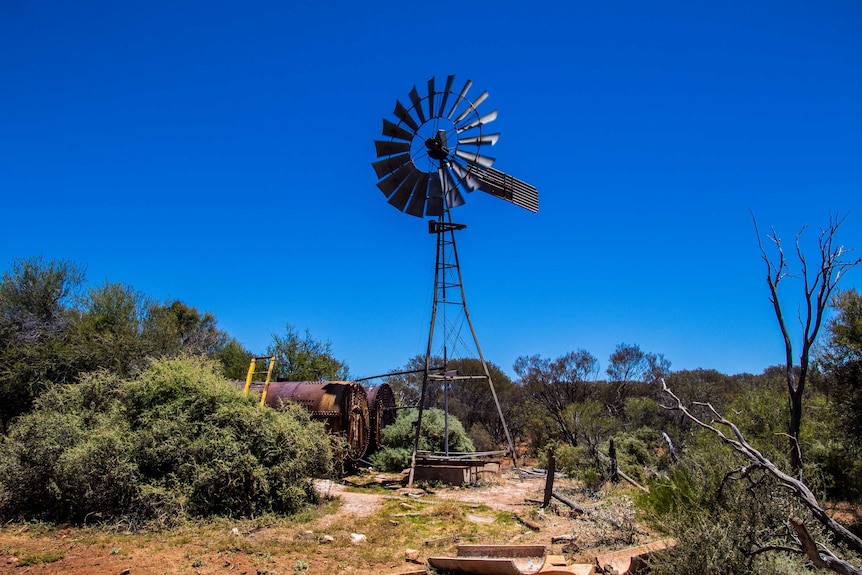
[0, 257, 343, 526]
[2, 214, 861, 573]
[0, 356, 333, 526]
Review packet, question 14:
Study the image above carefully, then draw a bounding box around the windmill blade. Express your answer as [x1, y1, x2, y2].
[374, 140, 410, 158]
[382, 118, 414, 142]
[405, 173, 430, 217]
[449, 159, 481, 191]
[474, 166, 539, 213]
[457, 133, 500, 147]
[427, 77, 436, 121]
[376, 161, 416, 198]
[394, 100, 420, 133]
[372, 152, 411, 179]
[446, 78, 473, 120]
[409, 86, 426, 124]
[453, 90, 490, 124]
[426, 171, 444, 216]
[457, 109, 498, 132]
[454, 148, 496, 169]
[437, 74, 455, 117]
[387, 169, 422, 211]
[440, 164, 465, 208]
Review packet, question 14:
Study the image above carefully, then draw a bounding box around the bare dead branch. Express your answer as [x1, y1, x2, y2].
[748, 543, 804, 557]
[616, 469, 650, 494]
[790, 517, 862, 575]
[661, 378, 862, 557]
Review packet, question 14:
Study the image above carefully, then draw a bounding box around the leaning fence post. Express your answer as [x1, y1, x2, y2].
[542, 445, 555, 508]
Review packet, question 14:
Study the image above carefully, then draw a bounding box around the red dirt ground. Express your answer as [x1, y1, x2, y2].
[0, 471, 651, 575]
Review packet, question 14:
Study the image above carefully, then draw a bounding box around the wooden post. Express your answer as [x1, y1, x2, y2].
[609, 438, 619, 483]
[542, 445, 555, 508]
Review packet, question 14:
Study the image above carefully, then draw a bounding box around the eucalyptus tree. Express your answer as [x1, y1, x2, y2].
[266, 324, 349, 382]
[0, 257, 84, 432]
[513, 350, 599, 445]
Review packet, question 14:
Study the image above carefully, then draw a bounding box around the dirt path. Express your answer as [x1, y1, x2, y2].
[0, 471, 648, 575]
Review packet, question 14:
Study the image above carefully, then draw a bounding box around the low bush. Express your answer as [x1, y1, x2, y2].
[0, 356, 333, 525]
[369, 408, 474, 472]
[638, 431, 818, 575]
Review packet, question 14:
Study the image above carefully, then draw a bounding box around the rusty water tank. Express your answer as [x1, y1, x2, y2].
[365, 383, 397, 453]
[243, 381, 371, 462]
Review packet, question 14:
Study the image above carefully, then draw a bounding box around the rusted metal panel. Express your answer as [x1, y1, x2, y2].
[413, 464, 470, 485]
[429, 545, 546, 575]
[428, 557, 523, 575]
[594, 539, 675, 575]
[457, 546, 547, 558]
[365, 383, 397, 453]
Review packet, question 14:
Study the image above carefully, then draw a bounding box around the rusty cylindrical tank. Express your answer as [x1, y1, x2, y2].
[365, 383, 397, 453]
[243, 381, 371, 462]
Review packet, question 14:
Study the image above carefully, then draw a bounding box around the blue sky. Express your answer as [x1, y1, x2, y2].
[1, 1, 860, 380]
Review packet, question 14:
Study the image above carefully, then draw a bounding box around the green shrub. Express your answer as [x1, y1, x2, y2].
[369, 408, 474, 472]
[623, 397, 663, 430]
[637, 466, 697, 516]
[369, 447, 412, 473]
[554, 443, 587, 477]
[0, 356, 333, 524]
[637, 431, 817, 575]
[552, 443, 602, 489]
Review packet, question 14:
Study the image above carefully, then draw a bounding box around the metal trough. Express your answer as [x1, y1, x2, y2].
[429, 545, 547, 575]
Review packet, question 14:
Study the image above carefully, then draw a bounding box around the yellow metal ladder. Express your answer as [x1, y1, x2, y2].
[242, 356, 276, 406]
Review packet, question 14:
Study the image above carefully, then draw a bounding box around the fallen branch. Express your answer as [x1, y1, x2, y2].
[790, 517, 861, 575]
[514, 514, 542, 531]
[616, 469, 649, 494]
[552, 491, 586, 514]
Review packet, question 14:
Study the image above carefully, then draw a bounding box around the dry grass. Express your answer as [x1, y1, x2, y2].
[0, 491, 526, 574]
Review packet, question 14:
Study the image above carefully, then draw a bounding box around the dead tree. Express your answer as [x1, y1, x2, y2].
[661, 378, 862, 575]
[753, 213, 860, 476]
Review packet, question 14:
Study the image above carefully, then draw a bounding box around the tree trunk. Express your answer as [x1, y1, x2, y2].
[789, 387, 804, 476]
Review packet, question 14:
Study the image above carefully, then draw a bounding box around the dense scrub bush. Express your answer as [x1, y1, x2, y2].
[0, 356, 332, 525]
[553, 443, 603, 489]
[369, 408, 474, 472]
[638, 431, 821, 575]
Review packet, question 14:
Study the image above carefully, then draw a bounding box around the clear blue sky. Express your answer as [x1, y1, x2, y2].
[2, 1, 860, 379]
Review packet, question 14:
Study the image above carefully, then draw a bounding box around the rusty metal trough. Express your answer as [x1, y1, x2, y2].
[429, 545, 548, 575]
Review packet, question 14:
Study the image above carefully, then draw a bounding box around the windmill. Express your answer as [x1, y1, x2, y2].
[372, 75, 538, 484]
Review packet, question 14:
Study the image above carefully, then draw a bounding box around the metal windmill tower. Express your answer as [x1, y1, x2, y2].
[372, 75, 538, 483]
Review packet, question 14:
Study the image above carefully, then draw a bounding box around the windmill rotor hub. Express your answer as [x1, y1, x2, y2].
[425, 129, 450, 161]
[411, 120, 456, 172]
